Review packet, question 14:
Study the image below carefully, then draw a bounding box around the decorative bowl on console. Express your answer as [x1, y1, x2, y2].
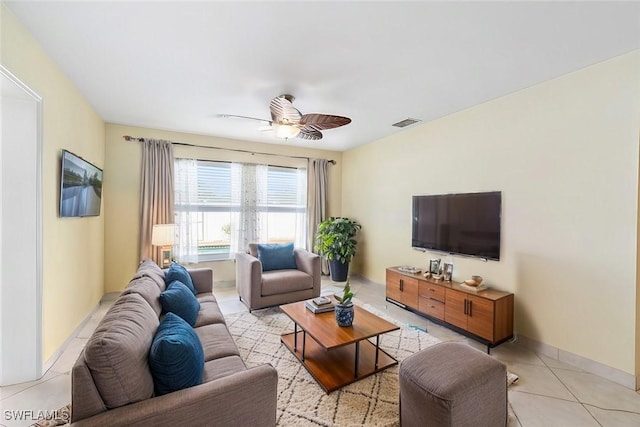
[464, 276, 483, 286]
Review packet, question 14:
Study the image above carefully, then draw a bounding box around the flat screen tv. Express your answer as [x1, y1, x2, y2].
[412, 191, 501, 261]
[59, 150, 103, 217]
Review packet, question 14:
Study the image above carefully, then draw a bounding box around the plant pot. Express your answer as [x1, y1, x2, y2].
[335, 303, 354, 327]
[329, 259, 349, 282]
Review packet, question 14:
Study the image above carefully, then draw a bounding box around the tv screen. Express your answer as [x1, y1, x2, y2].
[412, 191, 501, 260]
[59, 150, 103, 217]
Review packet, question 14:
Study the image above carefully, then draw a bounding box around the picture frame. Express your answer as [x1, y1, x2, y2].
[429, 259, 441, 274]
[443, 263, 454, 281]
[59, 149, 103, 218]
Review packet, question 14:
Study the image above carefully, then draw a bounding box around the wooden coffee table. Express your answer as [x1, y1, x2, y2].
[280, 300, 400, 393]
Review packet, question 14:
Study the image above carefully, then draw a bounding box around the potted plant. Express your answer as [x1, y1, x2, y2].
[334, 279, 354, 327]
[314, 217, 362, 282]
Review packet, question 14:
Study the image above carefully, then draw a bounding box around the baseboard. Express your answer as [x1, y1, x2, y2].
[214, 280, 235, 290]
[42, 293, 118, 374]
[101, 291, 120, 301]
[518, 334, 638, 391]
[350, 274, 384, 287]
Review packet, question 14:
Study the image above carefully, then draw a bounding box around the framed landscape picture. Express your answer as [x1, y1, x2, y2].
[59, 150, 103, 217]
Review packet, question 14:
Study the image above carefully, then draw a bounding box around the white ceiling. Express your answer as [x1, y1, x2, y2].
[5, 1, 640, 152]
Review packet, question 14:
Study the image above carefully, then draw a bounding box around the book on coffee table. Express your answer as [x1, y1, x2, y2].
[305, 299, 335, 314]
[313, 296, 332, 306]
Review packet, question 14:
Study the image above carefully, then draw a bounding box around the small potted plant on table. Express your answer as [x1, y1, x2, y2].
[334, 279, 355, 327]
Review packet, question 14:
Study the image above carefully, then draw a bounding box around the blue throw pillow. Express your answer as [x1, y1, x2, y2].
[149, 312, 204, 396]
[160, 281, 200, 326]
[257, 242, 297, 271]
[164, 262, 196, 296]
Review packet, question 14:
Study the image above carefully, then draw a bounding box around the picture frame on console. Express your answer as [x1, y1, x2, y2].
[429, 259, 441, 274]
[443, 263, 453, 281]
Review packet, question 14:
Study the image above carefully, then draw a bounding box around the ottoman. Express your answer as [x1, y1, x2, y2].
[399, 341, 507, 427]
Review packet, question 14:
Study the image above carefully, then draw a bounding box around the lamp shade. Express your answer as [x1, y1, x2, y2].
[152, 224, 176, 246]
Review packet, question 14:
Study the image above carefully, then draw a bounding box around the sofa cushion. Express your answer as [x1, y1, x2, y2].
[261, 270, 313, 296]
[122, 276, 163, 316]
[84, 293, 158, 409]
[132, 258, 167, 292]
[203, 355, 247, 383]
[195, 323, 240, 361]
[149, 313, 205, 396]
[194, 301, 227, 327]
[257, 242, 297, 271]
[160, 281, 201, 326]
[165, 262, 196, 296]
[196, 294, 216, 304]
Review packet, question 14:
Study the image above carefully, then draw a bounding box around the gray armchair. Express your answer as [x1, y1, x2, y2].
[236, 244, 321, 311]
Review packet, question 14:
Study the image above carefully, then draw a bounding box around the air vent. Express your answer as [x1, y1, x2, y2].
[392, 118, 421, 128]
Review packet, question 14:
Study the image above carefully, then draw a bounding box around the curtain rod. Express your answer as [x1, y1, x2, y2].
[122, 135, 336, 164]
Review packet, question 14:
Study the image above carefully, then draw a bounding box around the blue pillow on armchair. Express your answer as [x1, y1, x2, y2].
[257, 243, 297, 271]
[164, 262, 196, 296]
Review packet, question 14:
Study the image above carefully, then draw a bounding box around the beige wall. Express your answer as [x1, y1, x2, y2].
[343, 52, 640, 376]
[1, 5, 105, 361]
[104, 124, 342, 292]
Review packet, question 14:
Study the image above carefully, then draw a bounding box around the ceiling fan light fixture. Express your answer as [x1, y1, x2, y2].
[220, 94, 351, 142]
[272, 123, 300, 139]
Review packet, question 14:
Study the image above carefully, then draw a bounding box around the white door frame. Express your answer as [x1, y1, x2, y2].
[0, 64, 43, 385]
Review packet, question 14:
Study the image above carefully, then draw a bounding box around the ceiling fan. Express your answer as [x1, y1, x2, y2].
[220, 94, 351, 141]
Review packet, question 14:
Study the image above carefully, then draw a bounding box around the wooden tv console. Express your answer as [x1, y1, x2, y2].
[386, 267, 514, 352]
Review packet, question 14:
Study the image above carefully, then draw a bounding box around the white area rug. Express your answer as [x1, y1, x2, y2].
[38, 303, 516, 426]
[225, 305, 442, 426]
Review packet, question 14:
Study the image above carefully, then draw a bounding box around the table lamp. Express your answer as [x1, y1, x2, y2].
[152, 224, 176, 267]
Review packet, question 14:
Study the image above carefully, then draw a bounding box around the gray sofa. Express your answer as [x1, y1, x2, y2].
[70, 259, 278, 426]
[236, 244, 321, 311]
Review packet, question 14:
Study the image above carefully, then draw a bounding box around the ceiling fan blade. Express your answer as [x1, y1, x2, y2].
[297, 127, 323, 141]
[217, 114, 271, 125]
[270, 95, 302, 125]
[300, 114, 351, 130]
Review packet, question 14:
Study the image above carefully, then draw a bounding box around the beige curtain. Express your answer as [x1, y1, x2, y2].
[139, 139, 175, 264]
[307, 159, 329, 275]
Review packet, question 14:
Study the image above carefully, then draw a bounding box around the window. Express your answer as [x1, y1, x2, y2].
[174, 159, 307, 262]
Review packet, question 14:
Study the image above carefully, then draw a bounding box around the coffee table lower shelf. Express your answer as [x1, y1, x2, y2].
[281, 331, 398, 393]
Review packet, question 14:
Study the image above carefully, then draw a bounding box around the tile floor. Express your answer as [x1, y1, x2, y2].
[2, 276, 640, 426]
